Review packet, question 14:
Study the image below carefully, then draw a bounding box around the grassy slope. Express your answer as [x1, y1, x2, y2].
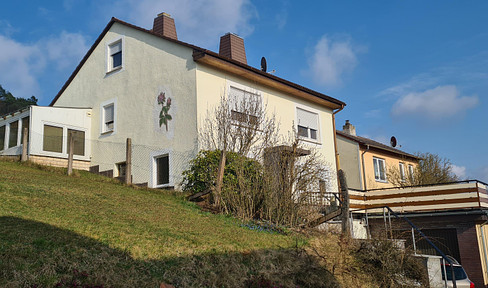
[0, 161, 301, 287]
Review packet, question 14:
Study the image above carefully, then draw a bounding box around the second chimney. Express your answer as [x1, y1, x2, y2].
[219, 33, 247, 64]
[342, 120, 356, 136]
[153, 12, 177, 40]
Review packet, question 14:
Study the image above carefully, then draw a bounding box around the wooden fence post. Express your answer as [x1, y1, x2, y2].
[67, 131, 74, 176]
[338, 169, 350, 237]
[125, 138, 132, 185]
[21, 127, 28, 162]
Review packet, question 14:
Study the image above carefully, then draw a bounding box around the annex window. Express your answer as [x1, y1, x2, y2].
[0, 125, 5, 151]
[399, 162, 406, 182]
[156, 155, 169, 186]
[373, 157, 387, 182]
[102, 102, 115, 133]
[43, 125, 63, 153]
[408, 164, 414, 181]
[228, 86, 261, 125]
[67, 129, 85, 156]
[296, 107, 319, 141]
[21, 117, 29, 145]
[108, 40, 122, 71]
[8, 120, 18, 148]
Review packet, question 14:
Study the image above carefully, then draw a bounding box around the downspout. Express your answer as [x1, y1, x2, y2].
[361, 144, 370, 191]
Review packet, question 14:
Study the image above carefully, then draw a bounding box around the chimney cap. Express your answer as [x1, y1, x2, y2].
[157, 12, 172, 17]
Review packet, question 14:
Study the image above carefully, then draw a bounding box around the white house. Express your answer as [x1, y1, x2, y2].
[1, 12, 346, 189]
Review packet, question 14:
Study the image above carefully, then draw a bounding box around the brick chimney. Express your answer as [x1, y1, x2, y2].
[219, 33, 247, 64]
[153, 12, 177, 40]
[342, 120, 356, 136]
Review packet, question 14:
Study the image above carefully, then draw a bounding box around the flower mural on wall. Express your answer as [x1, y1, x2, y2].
[157, 92, 172, 131]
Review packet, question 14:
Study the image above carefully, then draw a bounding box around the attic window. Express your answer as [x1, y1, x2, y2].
[108, 39, 122, 72]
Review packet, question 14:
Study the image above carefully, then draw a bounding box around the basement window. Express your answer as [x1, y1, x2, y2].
[373, 157, 387, 182]
[155, 154, 169, 186]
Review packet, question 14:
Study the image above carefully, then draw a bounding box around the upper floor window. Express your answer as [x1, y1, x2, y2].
[373, 157, 387, 182]
[399, 162, 406, 182]
[296, 107, 319, 141]
[107, 39, 122, 72]
[408, 164, 414, 181]
[228, 86, 261, 125]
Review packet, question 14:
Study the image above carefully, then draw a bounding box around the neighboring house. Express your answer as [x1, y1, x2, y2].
[336, 120, 420, 190]
[1, 12, 345, 190]
[336, 121, 488, 287]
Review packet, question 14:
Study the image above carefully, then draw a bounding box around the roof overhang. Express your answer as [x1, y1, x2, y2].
[193, 51, 345, 110]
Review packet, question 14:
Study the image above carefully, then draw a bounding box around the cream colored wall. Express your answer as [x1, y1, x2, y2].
[360, 148, 418, 190]
[195, 64, 339, 191]
[53, 23, 198, 187]
[337, 135, 362, 190]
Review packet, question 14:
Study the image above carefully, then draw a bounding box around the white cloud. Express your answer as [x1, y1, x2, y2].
[0, 31, 89, 99]
[451, 164, 467, 179]
[0, 35, 42, 98]
[391, 85, 478, 120]
[110, 0, 256, 48]
[42, 31, 89, 70]
[305, 35, 359, 87]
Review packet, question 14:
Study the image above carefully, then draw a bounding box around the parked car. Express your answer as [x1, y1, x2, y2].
[441, 256, 475, 288]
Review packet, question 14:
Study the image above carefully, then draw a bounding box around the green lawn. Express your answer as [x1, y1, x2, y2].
[0, 160, 320, 287]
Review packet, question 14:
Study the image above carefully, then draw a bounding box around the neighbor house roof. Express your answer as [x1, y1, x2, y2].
[336, 130, 420, 160]
[49, 17, 346, 110]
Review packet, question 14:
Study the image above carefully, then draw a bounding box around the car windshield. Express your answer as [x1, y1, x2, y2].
[441, 265, 467, 280]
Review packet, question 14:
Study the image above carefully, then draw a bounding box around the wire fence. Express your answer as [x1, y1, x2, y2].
[1, 129, 197, 189]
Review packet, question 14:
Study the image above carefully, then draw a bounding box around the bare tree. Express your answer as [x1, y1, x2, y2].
[387, 152, 459, 188]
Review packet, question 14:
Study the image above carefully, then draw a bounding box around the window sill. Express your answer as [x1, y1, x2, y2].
[154, 184, 174, 189]
[298, 137, 322, 145]
[375, 179, 388, 183]
[106, 66, 122, 75]
[100, 130, 114, 136]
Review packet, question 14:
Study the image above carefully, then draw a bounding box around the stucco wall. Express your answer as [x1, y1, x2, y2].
[361, 148, 418, 190]
[337, 135, 362, 190]
[52, 23, 198, 187]
[195, 64, 339, 191]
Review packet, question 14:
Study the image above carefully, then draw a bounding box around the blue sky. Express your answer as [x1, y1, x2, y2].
[1, 1, 487, 181]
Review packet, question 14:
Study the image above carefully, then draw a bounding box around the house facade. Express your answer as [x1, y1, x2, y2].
[336, 120, 419, 190]
[2, 12, 345, 190]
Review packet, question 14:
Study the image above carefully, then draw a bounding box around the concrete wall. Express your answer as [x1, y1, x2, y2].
[195, 64, 339, 191]
[337, 135, 362, 190]
[53, 22, 198, 188]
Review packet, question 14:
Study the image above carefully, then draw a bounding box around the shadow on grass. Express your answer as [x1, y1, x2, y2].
[0, 216, 339, 288]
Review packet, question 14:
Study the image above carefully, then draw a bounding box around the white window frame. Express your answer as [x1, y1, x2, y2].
[295, 104, 321, 144]
[399, 162, 406, 182]
[373, 157, 387, 182]
[40, 121, 89, 160]
[150, 150, 173, 188]
[226, 81, 262, 127]
[106, 37, 124, 74]
[100, 98, 117, 135]
[408, 164, 415, 181]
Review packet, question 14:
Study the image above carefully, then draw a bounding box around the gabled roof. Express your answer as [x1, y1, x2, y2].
[49, 17, 346, 110]
[336, 130, 420, 160]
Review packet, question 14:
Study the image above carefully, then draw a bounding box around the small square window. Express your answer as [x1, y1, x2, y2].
[102, 103, 115, 133]
[297, 125, 308, 138]
[108, 40, 122, 71]
[117, 162, 127, 178]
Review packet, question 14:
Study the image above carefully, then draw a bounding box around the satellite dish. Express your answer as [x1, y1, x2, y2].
[390, 136, 397, 148]
[261, 57, 267, 72]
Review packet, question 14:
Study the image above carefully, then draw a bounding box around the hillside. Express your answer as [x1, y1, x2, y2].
[0, 160, 423, 287]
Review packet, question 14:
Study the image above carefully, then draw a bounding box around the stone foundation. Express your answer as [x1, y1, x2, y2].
[29, 155, 91, 171]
